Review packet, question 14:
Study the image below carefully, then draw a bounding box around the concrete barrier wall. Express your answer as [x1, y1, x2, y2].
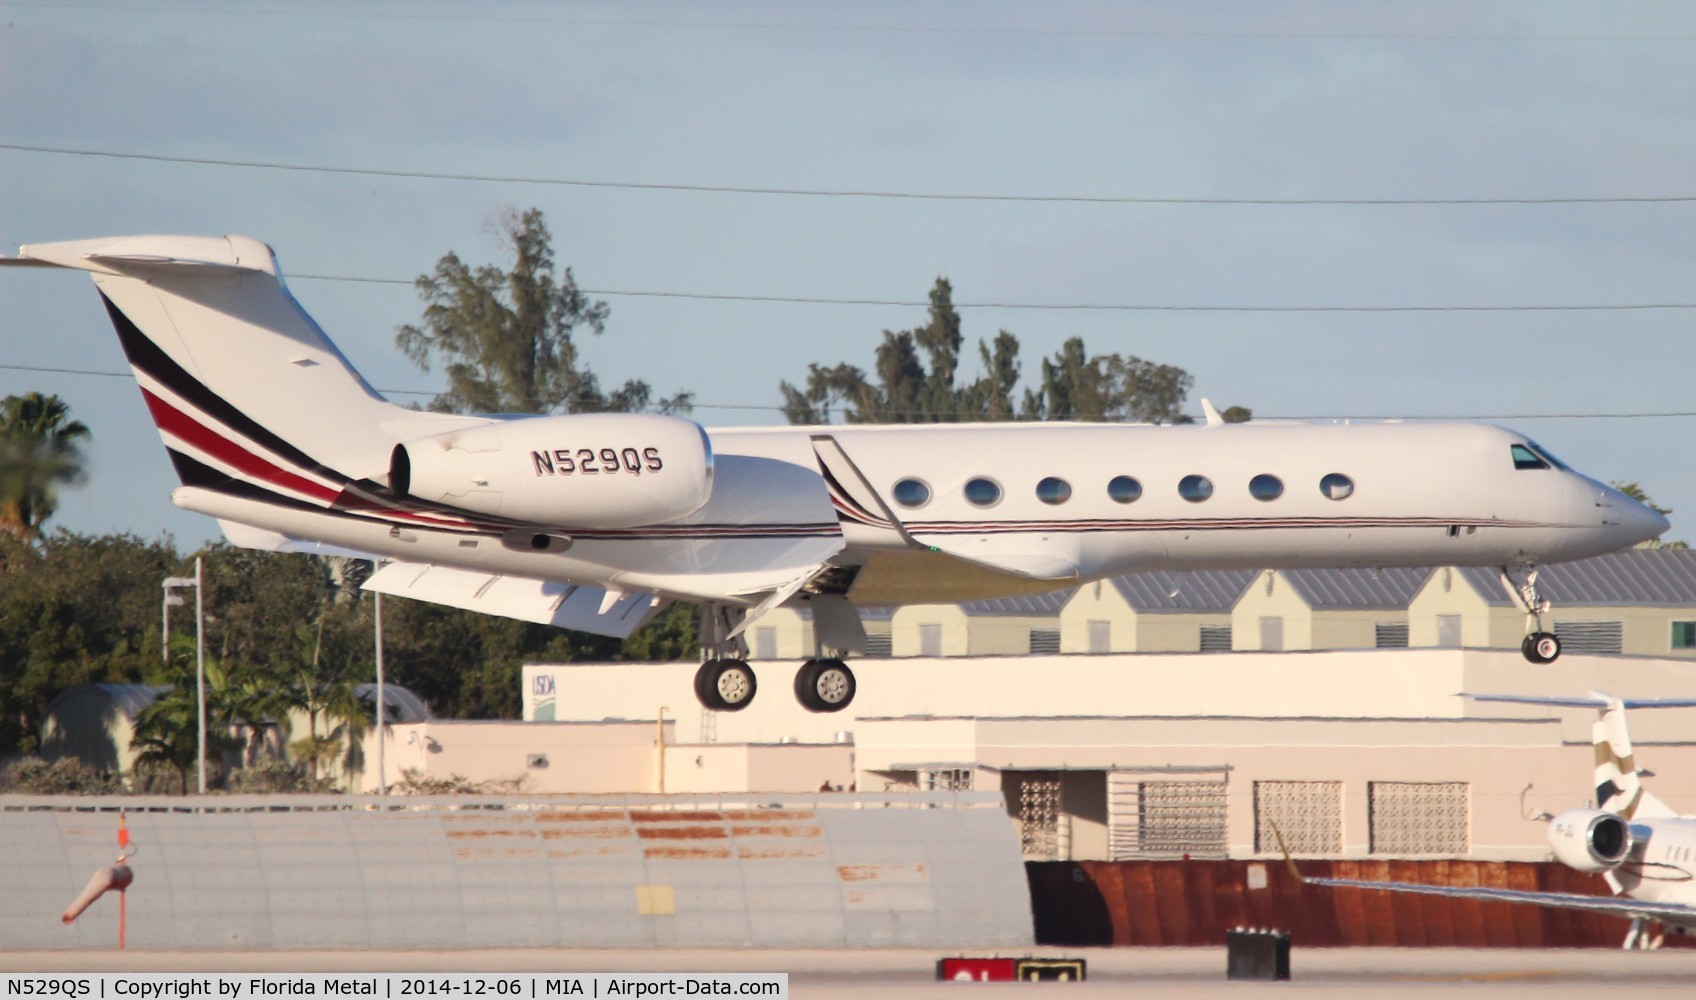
[0, 793, 1032, 951]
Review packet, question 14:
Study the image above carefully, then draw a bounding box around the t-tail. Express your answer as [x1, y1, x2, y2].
[1, 235, 490, 517]
[1472, 691, 1696, 820]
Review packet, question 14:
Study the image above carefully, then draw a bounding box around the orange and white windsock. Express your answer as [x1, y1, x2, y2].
[61, 864, 133, 925]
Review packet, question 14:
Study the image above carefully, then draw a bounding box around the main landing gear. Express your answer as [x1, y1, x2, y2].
[1503, 565, 1562, 664]
[693, 603, 858, 714]
[691, 657, 857, 713]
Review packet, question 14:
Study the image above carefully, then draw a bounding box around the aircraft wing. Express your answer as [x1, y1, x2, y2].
[1302, 874, 1696, 928]
[363, 561, 665, 639]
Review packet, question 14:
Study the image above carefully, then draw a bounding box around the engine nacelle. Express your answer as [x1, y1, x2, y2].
[391, 413, 713, 528]
[1548, 808, 1632, 873]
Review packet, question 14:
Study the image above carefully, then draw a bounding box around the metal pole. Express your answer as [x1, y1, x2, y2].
[194, 555, 206, 796]
[161, 591, 169, 664]
[656, 706, 667, 793]
[374, 588, 387, 796]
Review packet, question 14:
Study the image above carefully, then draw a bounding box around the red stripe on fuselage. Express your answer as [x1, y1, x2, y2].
[142, 388, 340, 504]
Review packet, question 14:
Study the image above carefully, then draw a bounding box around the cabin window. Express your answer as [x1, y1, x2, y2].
[1249, 474, 1283, 501]
[1319, 473, 1355, 500]
[1178, 475, 1213, 502]
[892, 478, 931, 508]
[1035, 476, 1072, 505]
[1107, 475, 1143, 503]
[1510, 444, 1549, 471]
[963, 477, 1003, 507]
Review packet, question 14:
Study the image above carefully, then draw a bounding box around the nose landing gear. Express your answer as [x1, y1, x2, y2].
[1503, 565, 1562, 664]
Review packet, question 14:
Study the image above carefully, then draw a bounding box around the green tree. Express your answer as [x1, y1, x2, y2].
[1020, 338, 1194, 424]
[131, 635, 241, 793]
[780, 278, 1031, 424]
[779, 278, 1211, 425]
[397, 208, 691, 416]
[0, 392, 91, 539]
[0, 531, 178, 754]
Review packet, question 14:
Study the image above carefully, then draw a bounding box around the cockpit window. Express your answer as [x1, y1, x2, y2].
[1510, 444, 1549, 471]
[1526, 440, 1570, 470]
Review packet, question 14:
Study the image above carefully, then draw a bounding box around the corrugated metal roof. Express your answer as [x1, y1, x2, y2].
[86, 684, 167, 725]
[354, 683, 432, 723]
[1109, 570, 1256, 612]
[959, 590, 1074, 616]
[1282, 567, 1431, 609]
[1458, 549, 1696, 607]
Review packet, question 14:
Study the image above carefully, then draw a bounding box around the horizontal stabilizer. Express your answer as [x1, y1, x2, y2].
[364, 562, 664, 639]
[1, 236, 275, 276]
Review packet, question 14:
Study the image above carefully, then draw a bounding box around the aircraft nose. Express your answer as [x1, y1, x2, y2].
[1609, 487, 1671, 547]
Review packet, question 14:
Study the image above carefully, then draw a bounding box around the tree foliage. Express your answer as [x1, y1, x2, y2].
[0, 392, 91, 539]
[396, 208, 692, 416]
[779, 278, 1219, 425]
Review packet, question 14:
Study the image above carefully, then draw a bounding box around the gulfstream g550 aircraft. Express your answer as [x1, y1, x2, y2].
[2, 236, 1669, 713]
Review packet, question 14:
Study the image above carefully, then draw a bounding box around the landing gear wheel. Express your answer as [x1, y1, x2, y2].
[795, 658, 856, 713]
[1522, 631, 1562, 664]
[695, 658, 757, 712]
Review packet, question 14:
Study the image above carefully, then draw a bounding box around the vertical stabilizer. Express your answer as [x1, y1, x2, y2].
[1591, 693, 1676, 820]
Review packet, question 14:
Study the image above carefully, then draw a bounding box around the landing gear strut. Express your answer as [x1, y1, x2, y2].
[1503, 565, 1562, 664]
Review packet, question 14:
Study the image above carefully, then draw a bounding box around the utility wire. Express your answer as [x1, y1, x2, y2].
[288, 273, 1696, 313]
[6, 143, 1695, 206]
[6, 2, 1692, 42]
[5, 363, 1694, 422]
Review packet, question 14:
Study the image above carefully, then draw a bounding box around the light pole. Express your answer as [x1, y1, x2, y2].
[374, 587, 387, 796]
[162, 557, 206, 794]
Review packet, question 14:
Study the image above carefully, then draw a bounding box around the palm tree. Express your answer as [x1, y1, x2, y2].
[0, 392, 92, 539]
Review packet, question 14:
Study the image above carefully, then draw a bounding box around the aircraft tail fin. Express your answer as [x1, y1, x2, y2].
[3, 236, 485, 509]
[1471, 691, 1696, 819]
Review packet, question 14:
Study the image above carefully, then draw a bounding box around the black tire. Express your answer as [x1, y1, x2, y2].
[795, 657, 856, 713]
[698, 658, 757, 711]
[1530, 631, 1562, 664]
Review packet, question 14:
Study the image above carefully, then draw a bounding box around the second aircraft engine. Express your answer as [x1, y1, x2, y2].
[1547, 808, 1633, 873]
[390, 412, 713, 528]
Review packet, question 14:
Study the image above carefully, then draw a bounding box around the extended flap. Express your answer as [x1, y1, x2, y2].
[364, 562, 664, 638]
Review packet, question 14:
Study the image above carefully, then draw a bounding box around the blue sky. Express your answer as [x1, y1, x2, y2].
[3, 0, 1694, 548]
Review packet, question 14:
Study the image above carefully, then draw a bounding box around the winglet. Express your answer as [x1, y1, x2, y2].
[1201, 398, 1224, 427]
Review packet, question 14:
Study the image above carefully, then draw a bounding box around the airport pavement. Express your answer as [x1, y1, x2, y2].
[7, 947, 1696, 998]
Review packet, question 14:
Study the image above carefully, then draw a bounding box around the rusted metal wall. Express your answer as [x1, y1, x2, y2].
[0, 792, 1031, 950]
[1027, 859, 1696, 948]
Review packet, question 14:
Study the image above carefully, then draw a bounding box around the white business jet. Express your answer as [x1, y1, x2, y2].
[1295, 692, 1696, 949]
[2, 236, 1669, 714]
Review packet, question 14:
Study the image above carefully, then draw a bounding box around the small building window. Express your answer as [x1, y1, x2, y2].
[1374, 622, 1409, 649]
[1199, 625, 1233, 652]
[1319, 473, 1355, 500]
[1510, 444, 1549, 471]
[1035, 476, 1072, 505]
[1179, 475, 1213, 502]
[1249, 474, 1283, 501]
[964, 477, 1003, 507]
[1674, 621, 1696, 651]
[892, 478, 931, 508]
[1107, 475, 1143, 503]
[1029, 628, 1061, 654]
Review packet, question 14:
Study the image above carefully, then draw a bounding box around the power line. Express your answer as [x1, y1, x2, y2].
[288, 274, 1696, 313]
[5, 363, 1694, 422]
[7, 143, 1696, 206]
[7, 2, 1693, 42]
